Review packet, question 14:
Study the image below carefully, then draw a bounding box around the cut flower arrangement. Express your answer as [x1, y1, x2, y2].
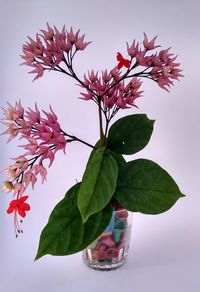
[1, 24, 184, 263]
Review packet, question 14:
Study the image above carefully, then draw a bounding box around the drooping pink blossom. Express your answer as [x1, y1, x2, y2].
[29, 64, 45, 81]
[13, 182, 26, 196]
[32, 164, 47, 183]
[0, 122, 19, 142]
[1, 101, 69, 201]
[23, 171, 37, 189]
[19, 137, 38, 155]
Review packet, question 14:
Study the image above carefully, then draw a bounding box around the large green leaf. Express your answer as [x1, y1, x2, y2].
[110, 151, 126, 170]
[107, 114, 155, 155]
[78, 147, 118, 222]
[114, 159, 185, 214]
[35, 183, 113, 260]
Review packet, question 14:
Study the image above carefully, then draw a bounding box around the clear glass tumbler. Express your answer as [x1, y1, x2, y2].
[82, 208, 132, 271]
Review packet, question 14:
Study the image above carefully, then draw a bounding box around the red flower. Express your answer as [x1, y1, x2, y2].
[116, 52, 131, 69]
[7, 195, 30, 218]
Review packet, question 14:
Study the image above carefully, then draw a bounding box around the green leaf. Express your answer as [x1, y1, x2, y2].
[35, 183, 113, 260]
[110, 151, 126, 170]
[114, 159, 184, 214]
[78, 147, 118, 222]
[107, 114, 155, 155]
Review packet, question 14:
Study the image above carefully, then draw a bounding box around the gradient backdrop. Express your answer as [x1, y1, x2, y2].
[0, 0, 200, 291]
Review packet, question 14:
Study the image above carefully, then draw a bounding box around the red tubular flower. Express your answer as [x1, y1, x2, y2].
[116, 52, 131, 69]
[7, 195, 30, 218]
[7, 195, 31, 237]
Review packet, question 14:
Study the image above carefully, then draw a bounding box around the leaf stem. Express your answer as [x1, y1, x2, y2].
[61, 130, 96, 149]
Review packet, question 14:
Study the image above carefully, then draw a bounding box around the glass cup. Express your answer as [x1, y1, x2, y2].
[82, 208, 132, 271]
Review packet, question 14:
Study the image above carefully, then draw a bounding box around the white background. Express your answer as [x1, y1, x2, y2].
[0, 0, 200, 291]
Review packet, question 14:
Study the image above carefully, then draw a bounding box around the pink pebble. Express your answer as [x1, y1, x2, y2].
[98, 244, 107, 261]
[96, 234, 116, 249]
[116, 210, 128, 220]
[100, 235, 116, 248]
[106, 248, 119, 259]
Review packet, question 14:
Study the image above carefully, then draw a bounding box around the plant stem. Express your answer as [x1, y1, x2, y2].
[98, 98, 105, 146]
[73, 137, 97, 149]
[104, 118, 109, 143]
[61, 130, 96, 149]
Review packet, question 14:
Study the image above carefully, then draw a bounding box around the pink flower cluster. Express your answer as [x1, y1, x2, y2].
[21, 24, 91, 81]
[21, 24, 182, 114]
[1, 101, 68, 234]
[81, 69, 143, 110]
[1, 101, 67, 196]
[126, 33, 183, 91]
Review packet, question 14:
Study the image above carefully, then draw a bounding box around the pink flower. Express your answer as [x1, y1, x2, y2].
[81, 70, 142, 110]
[126, 40, 139, 58]
[5, 167, 18, 180]
[7, 156, 29, 179]
[21, 24, 91, 81]
[1, 101, 24, 121]
[26, 103, 41, 123]
[12, 156, 28, 170]
[67, 27, 80, 44]
[1, 102, 68, 199]
[23, 171, 37, 189]
[80, 91, 93, 101]
[13, 182, 25, 195]
[20, 137, 38, 155]
[136, 50, 152, 66]
[37, 146, 55, 166]
[143, 33, 160, 51]
[2, 181, 14, 192]
[40, 23, 54, 40]
[102, 69, 112, 83]
[29, 64, 45, 81]
[42, 106, 60, 132]
[125, 34, 182, 91]
[0, 122, 19, 142]
[33, 164, 47, 183]
[75, 34, 91, 51]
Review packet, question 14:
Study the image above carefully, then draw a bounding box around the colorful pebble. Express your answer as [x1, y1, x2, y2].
[116, 210, 129, 220]
[114, 219, 127, 230]
[105, 212, 115, 232]
[106, 248, 119, 259]
[86, 210, 131, 263]
[113, 228, 123, 243]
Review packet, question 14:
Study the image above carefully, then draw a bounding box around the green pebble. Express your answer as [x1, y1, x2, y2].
[114, 219, 127, 230]
[113, 229, 122, 243]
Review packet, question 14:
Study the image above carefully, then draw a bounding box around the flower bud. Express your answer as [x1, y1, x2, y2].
[2, 181, 14, 193]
